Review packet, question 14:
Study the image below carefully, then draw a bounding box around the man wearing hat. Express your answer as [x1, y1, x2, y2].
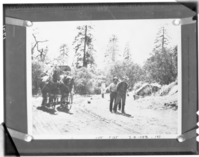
[106, 77, 119, 113]
[113, 76, 129, 114]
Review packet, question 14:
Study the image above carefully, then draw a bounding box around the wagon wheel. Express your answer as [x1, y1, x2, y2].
[48, 94, 58, 112]
[70, 92, 74, 104]
[60, 94, 72, 111]
[46, 94, 52, 108]
[67, 93, 73, 111]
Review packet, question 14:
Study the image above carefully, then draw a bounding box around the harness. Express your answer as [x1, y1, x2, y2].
[60, 80, 70, 91]
[40, 82, 48, 93]
[40, 73, 72, 95]
[39, 75, 59, 95]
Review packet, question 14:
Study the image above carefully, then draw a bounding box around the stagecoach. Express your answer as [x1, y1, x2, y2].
[40, 65, 74, 112]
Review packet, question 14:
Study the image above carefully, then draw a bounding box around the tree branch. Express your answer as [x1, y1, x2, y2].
[32, 34, 48, 56]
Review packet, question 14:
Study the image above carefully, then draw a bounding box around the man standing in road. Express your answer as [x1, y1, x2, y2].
[106, 77, 119, 113]
[114, 76, 129, 114]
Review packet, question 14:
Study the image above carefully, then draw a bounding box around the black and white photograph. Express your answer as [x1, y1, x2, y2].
[27, 19, 181, 139]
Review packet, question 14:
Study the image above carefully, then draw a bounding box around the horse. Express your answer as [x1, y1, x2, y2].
[113, 81, 128, 114]
[59, 75, 74, 111]
[39, 70, 61, 111]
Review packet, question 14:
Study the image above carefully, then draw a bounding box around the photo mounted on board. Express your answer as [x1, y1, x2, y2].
[27, 19, 181, 139]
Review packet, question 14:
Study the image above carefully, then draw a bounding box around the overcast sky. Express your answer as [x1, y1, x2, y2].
[28, 19, 180, 69]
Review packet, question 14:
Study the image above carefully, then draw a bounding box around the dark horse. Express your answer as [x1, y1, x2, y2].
[40, 70, 61, 111]
[113, 81, 128, 114]
[59, 75, 74, 110]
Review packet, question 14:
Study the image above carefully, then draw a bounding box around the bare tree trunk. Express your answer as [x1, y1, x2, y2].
[83, 25, 87, 67]
[31, 34, 48, 60]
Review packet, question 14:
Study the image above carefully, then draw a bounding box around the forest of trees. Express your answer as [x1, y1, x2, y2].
[32, 24, 178, 95]
[144, 26, 178, 84]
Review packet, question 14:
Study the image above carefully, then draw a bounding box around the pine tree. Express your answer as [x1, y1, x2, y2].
[123, 42, 132, 61]
[171, 45, 178, 79]
[73, 25, 95, 68]
[154, 25, 170, 53]
[104, 35, 120, 64]
[56, 44, 69, 65]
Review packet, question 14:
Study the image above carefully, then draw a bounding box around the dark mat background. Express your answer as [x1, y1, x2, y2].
[4, 3, 198, 155]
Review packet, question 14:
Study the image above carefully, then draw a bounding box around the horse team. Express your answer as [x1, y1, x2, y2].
[39, 68, 74, 112]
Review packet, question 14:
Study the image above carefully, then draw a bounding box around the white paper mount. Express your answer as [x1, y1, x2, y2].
[5, 17, 33, 27]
